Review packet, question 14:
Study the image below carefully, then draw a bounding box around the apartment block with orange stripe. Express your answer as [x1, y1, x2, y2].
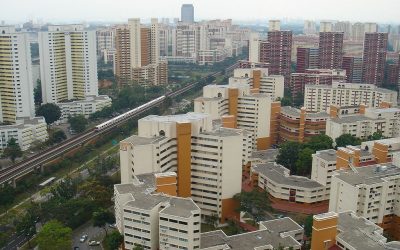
[114, 173, 202, 250]
[119, 112, 252, 223]
[194, 76, 281, 150]
[311, 211, 400, 250]
[326, 105, 400, 141]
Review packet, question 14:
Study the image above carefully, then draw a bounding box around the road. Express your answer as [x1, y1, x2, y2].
[0, 233, 30, 250]
[72, 221, 109, 250]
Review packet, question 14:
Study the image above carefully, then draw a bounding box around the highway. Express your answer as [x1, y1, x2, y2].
[0, 63, 237, 186]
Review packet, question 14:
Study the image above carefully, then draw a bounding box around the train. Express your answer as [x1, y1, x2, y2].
[94, 95, 166, 131]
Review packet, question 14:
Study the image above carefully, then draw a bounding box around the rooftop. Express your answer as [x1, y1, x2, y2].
[250, 149, 279, 162]
[252, 163, 323, 189]
[334, 163, 400, 186]
[200, 217, 302, 249]
[141, 112, 209, 123]
[314, 149, 337, 162]
[121, 135, 164, 146]
[329, 115, 376, 124]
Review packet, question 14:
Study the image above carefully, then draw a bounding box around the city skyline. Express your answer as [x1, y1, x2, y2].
[2, 0, 400, 24]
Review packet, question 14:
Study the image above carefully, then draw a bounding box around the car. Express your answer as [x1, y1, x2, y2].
[79, 234, 88, 243]
[74, 247, 80, 250]
[108, 223, 116, 229]
[88, 240, 100, 246]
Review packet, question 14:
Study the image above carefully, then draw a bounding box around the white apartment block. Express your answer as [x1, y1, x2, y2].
[119, 113, 251, 221]
[194, 80, 280, 150]
[311, 149, 337, 189]
[251, 163, 329, 204]
[326, 106, 400, 141]
[0, 117, 48, 151]
[232, 68, 284, 99]
[0, 26, 48, 150]
[39, 25, 99, 104]
[0, 26, 35, 123]
[304, 82, 398, 112]
[248, 32, 260, 63]
[114, 173, 201, 250]
[329, 153, 400, 227]
[57, 95, 112, 122]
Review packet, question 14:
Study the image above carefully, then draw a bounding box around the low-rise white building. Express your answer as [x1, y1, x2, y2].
[57, 95, 112, 122]
[0, 117, 48, 151]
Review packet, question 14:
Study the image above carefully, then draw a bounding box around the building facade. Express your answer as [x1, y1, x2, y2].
[318, 32, 344, 69]
[39, 25, 98, 103]
[304, 82, 398, 112]
[362, 32, 388, 86]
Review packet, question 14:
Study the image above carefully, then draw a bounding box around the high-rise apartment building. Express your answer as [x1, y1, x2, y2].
[318, 32, 344, 69]
[303, 20, 317, 35]
[304, 82, 398, 112]
[115, 19, 167, 85]
[362, 32, 388, 86]
[290, 69, 346, 101]
[0, 26, 48, 150]
[319, 21, 333, 32]
[268, 20, 280, 32]
[342, 56, 363, 83]
[260, 27, 292, 82]
[119, 113, 252, 222]
[181, 4, 194, 23]
[248, 32, 260, 63]
[296, 47, 319, 73]
[334, 21, 352, 40]
[0, 26, 35, 123]
[96, 27, 115, 63]
[39, 25, 98, 104]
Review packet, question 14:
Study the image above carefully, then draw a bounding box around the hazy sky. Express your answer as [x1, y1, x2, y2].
[2, 0, 399, 24]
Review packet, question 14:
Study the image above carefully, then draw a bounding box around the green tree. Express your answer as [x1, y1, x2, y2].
[276, 141, 303, 173]
[36, 103, 61, 125]
[367, 131, 385, 141]
[0, 185, 16, 206]
[305, 134, 333, 151]
[304, 215, 313, 237]
[280, 96, 292, 106]
[104, 231, 124, 250]
[34, 79, 42, 105]
[36, 220, 72, 250]
[92, 209, 115, 235]
[49, 130, 67, 144]
[335, 134, 362, 148]
[295, 147, 314, 176]
[3, 138, 23, 163]
[51, 177, 78, 201]
[133, 244, 145, 250]
[234, 190, 271, 221]
[68, 115, 88, 133]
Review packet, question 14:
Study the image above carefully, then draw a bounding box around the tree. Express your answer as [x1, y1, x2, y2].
[305, 134, 333, 151]
[234, 190, 271, 222]
[92, 209, 115, 235]
[3, 138, 23, 163]
[0, 184, 16, 206]
[335, 134, 362, 148]
[49, 130, 67, 144]
[79, 180, 113, 207]
[34, 79, 42, 105]
[133, 244, 145, 250]
[36, 220, 72, 250]
[51, 177, 78, 201]
[68, 115, 88, 133]
[295, 148, 314, 176]
[367, 131, 385, 141]
[104, 231, 124, 250]
[36, 103, 61, 125]
[276, 141, 302, 173]
[304, 215, 313, 237]
[280, 96, 292, 106]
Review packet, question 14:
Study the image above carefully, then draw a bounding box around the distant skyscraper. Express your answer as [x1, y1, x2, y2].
[342, 56, 363, 83]
[304, 20, 317, 35]
[318, 32, 344, 69]
[334, 21, 351, 40]
[39, 25, 98, 104]
[362, 32, 388, 85]
[351, 22, 365, 41]
[181, 4, 194, 23]
[320, 21, 333, 32]
[248, 32, 260, 63]
[269, 20, 280, 31]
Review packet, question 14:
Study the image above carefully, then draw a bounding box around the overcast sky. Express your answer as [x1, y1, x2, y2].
[2, 0, 399, 24]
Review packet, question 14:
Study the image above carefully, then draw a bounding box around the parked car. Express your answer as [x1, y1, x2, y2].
[88, 240, 100, 246]
[79, 234, 88, 243]
[108, 223, 116, 229]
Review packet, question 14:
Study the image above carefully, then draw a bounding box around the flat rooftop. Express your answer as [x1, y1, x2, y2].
[250, 149, 279, 162]
[141, 112, 209, 123]
[334, 163, 400, 186]
[252, 163, 323, 189]
[200, 217, 301, 249]
[314, 149, 337, 162]
[330, 115, 377, 124]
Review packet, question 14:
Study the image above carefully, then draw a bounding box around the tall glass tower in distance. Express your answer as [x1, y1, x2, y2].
[181, 4, 194, 23]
